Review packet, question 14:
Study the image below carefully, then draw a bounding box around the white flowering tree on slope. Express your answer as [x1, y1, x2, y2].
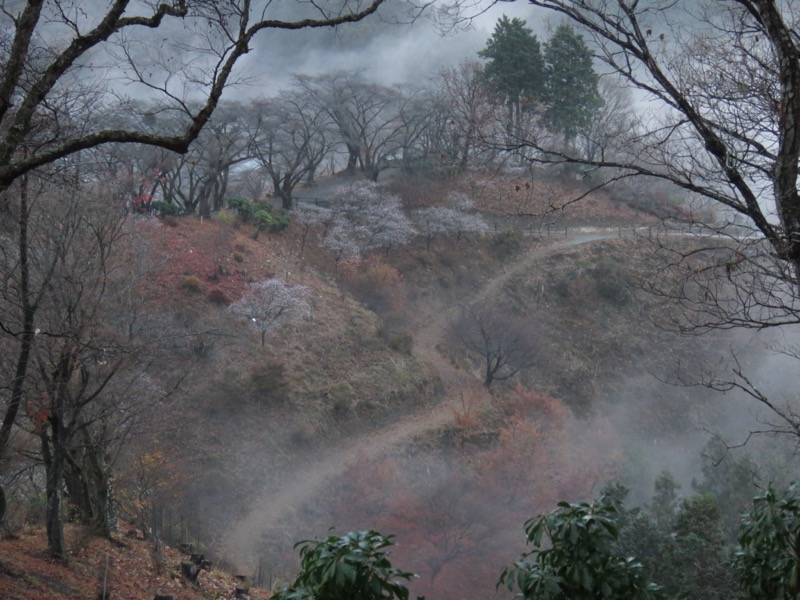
[296, 181, 417, 268]
[414, 191, 488, 250]
[230, 279, 312, 347]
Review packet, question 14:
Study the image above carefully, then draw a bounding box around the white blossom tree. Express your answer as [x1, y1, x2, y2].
[414, 191, 488, 250]
[294, 203, 336, 252]
[229, 279, 312, 347]
[322, 182, 417, 262]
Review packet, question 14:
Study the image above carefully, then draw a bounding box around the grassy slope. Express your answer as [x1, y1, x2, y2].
[0, 172, 718, 598]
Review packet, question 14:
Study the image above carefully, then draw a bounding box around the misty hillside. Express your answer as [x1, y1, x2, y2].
[2, 167, 775, 600]
[3, 2, 800, 600]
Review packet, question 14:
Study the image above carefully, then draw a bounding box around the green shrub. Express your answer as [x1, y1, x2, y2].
[736, 483, 800, 600]
[499, 495, 662, 600]
[271, 208, 291, 232]
[272, 530, 418, 600]
[252, 209, 274, 239]
[229, 197, 256, 223]
[216, 208, 236, 225]
[252, 206, 291, 239]
[151, 200, 183, 217]
[256, 206, 291, 231]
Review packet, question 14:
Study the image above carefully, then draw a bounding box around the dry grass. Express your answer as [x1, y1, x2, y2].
[0, 523, 269, 600]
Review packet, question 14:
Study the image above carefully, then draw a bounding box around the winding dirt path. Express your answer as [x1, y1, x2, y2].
[223, 229, 619, 566]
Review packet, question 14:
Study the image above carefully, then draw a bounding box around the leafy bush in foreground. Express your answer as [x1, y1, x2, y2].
[272, 530, 421, 600]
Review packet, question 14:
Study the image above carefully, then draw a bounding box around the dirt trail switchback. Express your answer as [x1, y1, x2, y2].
[223, 230, 618, 566]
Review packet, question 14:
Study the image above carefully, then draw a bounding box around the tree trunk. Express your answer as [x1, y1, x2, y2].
[86, 446, 115, 537]
[0, 173, 36, 523]
[213, 168, 229, 211]
[64, 453, 93, 524]
[345, 146, 359, 175]
[64, 436, 115, 537]
[42, 432, 67, 558]
[306, 165, 317, 187]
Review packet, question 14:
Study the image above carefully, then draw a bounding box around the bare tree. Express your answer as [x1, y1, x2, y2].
[229, 279, 312, 347]
[0, 1, 389, 194]
[457, 307, 540, 388]
[183, 102, 254, 217]
[294, 72, 406, 179]
[438, 61, 501, 171]
[0, 172, 188, 557]
[397, 477, 491, 584]
[578, 75, 638, 163]
[247, 92, 331, 210]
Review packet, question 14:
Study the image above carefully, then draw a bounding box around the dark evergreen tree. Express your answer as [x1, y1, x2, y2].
[611, 477, 739, 600]
[668, 493, 738, 600]
[694, 439, 759, 541]
[478, 15, 545, 133]
[650, 470, 680, 532]
[543, 23, 603, 148]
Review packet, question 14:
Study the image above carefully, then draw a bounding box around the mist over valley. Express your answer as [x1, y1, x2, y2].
[1, 2, 799, 600]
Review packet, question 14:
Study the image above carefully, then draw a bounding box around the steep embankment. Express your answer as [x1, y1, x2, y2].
[222, 228, 624, 568]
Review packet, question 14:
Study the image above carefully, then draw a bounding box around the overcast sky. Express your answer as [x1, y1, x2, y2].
[234, 1, 547, 96]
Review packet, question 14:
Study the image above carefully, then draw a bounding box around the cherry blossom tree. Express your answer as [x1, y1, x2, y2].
[414, 191, 488, 250]
[320, 182, 417, 263]
[294, 203, 336, 252]
[229, 279, 312, 347]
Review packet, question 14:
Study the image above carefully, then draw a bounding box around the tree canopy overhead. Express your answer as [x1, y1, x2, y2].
[513, 0, 800, 449]
[0, 1, 392, 194]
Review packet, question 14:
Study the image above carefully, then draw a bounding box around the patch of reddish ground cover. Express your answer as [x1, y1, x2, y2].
[126, 214, 295, 306]
[0, 523, 269, 600]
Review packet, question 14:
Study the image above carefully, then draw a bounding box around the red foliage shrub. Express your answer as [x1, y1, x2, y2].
[339, 260, 407, 315]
